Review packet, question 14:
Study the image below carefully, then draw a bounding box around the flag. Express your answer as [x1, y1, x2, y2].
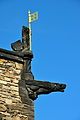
[29, 12, 38, 23]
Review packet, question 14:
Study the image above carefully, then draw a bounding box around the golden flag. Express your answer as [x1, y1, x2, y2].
[29, 12, 38, 23]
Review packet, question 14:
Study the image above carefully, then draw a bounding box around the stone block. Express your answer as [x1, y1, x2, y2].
[5, 99, 12, 104]
[15, 63, 23, 70]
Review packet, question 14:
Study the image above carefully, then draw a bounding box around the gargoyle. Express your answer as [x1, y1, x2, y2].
[11, 25, 66, 101]
[25, 80, 66, 100]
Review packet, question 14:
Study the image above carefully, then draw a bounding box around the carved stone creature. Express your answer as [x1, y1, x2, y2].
[11, 26, 30, 52]
[25, 80, 66, 100]
[22, 26, 30, 50]
[11, 40, 23, 51]
[10, 25, 66, 101]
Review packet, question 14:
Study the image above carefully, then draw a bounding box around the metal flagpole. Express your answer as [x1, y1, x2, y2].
[28, 10, 32, 51]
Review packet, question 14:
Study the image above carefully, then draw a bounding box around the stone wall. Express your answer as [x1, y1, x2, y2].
[0, 58, 34, 120]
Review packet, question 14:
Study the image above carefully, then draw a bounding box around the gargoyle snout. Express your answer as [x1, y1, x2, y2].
[61, 84, 66, 89]
[59, 84, 66, 92]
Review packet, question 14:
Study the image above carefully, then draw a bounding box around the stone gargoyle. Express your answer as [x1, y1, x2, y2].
[10, 26, 66, 101]
[25, 79, 66, 100]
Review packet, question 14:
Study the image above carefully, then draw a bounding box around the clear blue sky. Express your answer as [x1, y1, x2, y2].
[0, 0, 80, 120]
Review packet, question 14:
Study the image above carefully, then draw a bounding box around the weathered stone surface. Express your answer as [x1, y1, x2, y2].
[0, 104, 7, 112]
[15, 63, 23, 70]
[5, 99, 12, 104]
[0, 58, 34, 120]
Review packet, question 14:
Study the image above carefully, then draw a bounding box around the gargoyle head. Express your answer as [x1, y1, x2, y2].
[51, 83, 66, 92]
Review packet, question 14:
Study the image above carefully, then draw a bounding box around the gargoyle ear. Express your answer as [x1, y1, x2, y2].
[11, 40, 23, 51]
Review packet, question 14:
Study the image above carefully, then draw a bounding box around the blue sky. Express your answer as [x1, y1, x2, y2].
[0, 0, 80, 120]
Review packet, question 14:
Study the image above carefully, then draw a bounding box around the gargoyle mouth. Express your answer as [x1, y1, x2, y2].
[59, 84, 66, 92]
